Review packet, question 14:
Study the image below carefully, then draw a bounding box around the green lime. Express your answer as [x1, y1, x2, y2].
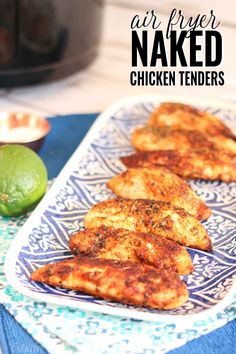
[0, 144, 47, 216]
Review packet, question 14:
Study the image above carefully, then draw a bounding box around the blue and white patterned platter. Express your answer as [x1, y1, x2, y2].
[5, 95, 236, 323]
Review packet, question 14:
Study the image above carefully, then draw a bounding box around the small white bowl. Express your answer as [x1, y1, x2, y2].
[0, 112, 51, 151]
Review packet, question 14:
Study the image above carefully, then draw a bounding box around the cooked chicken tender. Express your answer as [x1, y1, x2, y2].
[148, 102, 235, 139]
[121, 150, 236, 182]
[84, 198, 212, 251]
[107, 167, 211, 221]
[131, 126, 236, 156]
[30, 257, 189, 310]
[69, 226, 193, 275]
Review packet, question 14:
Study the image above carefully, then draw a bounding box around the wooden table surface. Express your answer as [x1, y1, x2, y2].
[0, 0, 235, 115]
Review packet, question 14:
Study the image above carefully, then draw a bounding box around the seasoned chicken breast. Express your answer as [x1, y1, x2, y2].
[31, 257, 189, 310]
[84, 198, 212, 251]
[107, 167, 211, 221]
[69, 226, 193, 275]
[121, 150, 236, 182]
[148, 102, 235, 139]
[131, 126, 236, 156]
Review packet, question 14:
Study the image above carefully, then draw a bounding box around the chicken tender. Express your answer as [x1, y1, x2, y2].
[84, 198, 212, 251]
[131, 126, 236, 156]
[30, 257, 189, 310]
[148, 102, 235, 139]
[121, 150, 236, 182]
[107, 167, 211, 221]
[69, 226, 193, 275]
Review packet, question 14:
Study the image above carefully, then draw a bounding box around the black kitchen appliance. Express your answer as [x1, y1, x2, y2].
[0, 0, 103, 87]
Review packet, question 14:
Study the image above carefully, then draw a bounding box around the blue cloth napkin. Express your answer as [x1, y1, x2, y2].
[39, 113, 98, 179]
[0, 113, 235, 354]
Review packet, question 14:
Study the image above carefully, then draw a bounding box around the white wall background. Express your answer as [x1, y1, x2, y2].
[0, 0, 235, 114]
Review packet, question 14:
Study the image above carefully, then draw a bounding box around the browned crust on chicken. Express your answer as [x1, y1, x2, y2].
[131, 126, 236, 156]
[107, 167, 211, 221]
[69, 226, 193, 275]
[121, 150, 236, 182]
[132, 126, 214, 152]
[148, 102, 235, 140]
[30, 257, 189, 310]
[84, 199, 212, 251]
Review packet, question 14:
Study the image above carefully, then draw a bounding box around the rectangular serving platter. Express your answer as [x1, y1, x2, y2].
[4, 94, 236, 323]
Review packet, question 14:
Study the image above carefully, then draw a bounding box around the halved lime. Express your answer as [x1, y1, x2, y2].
[0, 144, 47, 216]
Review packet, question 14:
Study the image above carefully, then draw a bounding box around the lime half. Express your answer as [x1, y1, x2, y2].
[0, 144, 47, 216]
